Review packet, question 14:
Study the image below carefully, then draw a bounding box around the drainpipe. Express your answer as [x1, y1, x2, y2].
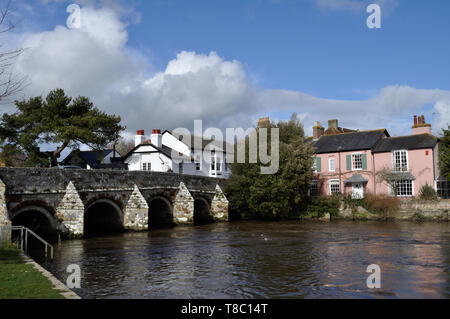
[372, 152, 376, 196]
[337, 146, 342, 196]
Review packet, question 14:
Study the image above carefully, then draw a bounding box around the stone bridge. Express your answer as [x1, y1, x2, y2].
[0, 168, 228, 240]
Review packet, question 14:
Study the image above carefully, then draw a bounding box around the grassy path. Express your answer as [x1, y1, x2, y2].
[0, 242, 63, 299]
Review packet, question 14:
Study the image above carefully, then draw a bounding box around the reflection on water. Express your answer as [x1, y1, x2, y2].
[35, 221, 450, 299]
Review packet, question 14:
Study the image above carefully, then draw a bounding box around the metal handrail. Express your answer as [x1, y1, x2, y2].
[0, 225, 53, 259]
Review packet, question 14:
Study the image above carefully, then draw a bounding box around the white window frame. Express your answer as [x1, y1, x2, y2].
[390, 180, 414, 197]
[352, 153, 363, 171]
[392, 150, 409, 172]
[211, 155, 216, 172]
[216, 157, 222, 172]
[142, 162, 150, 171]
[313, 158, 318, 173]
[329, 158, 335, 172]
[329, 179, 341, 195]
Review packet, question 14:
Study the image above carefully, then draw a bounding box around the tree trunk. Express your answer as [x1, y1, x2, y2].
[51, 141, 69, 167]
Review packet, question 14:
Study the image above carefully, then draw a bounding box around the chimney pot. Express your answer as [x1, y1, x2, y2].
[328, 119, 338, 130]
[421, 115, 425, 124]
[414, 115, 417, 125]
[313, 121, 324, 139]
[151, 129, 163, 148]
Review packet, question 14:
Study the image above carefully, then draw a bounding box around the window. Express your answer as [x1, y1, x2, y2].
[437, 180, 450, 199]
[211, 156, 216, 171]
[142, 163, 150, 171]
[313, 157, 321, 173]
[216, 158, 222, 172]
[196, 163, 201, 171]
[310, 180, 319, 197]
[393, 180, 413, 197]
[330, 180, 340, 195]
[179, 162, 183, 174]
[352, 154, 362, 170]
[329, 158, 335, 172]
[392, 150, 408, 172]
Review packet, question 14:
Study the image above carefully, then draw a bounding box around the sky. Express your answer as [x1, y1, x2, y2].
[3, 0, 450, 145]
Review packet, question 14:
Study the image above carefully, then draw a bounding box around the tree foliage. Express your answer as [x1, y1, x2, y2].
[438, 126, 450, 181]
[225, 114, 315, 220]
[0, 88, 125, 167]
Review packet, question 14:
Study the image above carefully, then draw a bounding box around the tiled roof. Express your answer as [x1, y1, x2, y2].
[372, 134, 438, 153]
[312, 130, 388, 154]
[63, 149, 113, 166]
[166, 131, 234, 153]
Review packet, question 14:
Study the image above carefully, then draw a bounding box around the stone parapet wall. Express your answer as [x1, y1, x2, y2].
[335, 199, 450, 221]
[0, 168, 225, 194]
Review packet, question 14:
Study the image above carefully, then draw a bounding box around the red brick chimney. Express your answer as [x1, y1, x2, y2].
[412, 115, 431, 135]
[135, 130, 145, 146]
[313, 121, 324, 139]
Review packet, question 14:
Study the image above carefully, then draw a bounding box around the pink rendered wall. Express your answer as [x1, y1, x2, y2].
[314, 150, 375, 196]
[314, 147, 437, 197]
[412, 126, 432, 135]
[373, 148, 435, 196]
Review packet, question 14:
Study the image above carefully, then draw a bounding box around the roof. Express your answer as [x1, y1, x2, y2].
[122, 142, 193, 162]
[313, 130, 388, 154]
[62, 149, 113, 166]
[372, 134, 438, 153]
[164, 130, 233, 153]
[344, 174, 369, 184]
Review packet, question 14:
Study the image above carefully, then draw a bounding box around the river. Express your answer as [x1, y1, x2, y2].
[35, 220, 450, 299]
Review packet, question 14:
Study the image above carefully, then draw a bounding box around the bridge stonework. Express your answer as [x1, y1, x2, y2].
[0, 168, 228, 237]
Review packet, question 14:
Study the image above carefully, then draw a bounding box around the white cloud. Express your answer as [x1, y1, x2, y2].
[8, 4, 450, 142]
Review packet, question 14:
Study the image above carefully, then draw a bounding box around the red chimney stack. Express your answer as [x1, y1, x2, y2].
[414, 115, 417, 125]
[152, 129, 161, 134]
[137, 130, 145, 136]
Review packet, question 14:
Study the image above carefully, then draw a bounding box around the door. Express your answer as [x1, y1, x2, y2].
[352, 183, 364, 199]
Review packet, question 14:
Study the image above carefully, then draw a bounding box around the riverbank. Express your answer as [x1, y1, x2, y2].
[0, 242, 80, 299]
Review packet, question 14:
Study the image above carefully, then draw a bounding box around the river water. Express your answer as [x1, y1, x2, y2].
[37, 221, 450, 299]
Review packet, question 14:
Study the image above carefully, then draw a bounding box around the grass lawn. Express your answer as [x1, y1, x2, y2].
[0, 242, 63, 299]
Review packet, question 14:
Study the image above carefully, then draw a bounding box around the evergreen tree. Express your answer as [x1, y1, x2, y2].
[0, 89, 125, 167]
[439, 126, 450, 180]
[226, 114, 314, 220]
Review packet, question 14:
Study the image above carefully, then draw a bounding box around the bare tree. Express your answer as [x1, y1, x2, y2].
[376, 167, 414, 198]
[108, 137, 135, 157]
[0, 0, 25, 103]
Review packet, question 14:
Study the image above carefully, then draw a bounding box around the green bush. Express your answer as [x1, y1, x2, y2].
[418, 184, 437, 201]
[305, 195, 340, 218]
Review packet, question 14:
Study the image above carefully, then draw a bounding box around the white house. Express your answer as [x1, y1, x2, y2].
[123, 130, 232, 178]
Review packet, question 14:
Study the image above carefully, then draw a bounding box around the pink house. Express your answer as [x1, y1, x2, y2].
[310, 115, 442, 199]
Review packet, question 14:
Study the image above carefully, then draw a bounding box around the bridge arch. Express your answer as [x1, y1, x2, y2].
[148, 196, 174, 229]
[193, 197, 213, 225]
[10, 203, 58, 243]
[84, 198, 124, 237]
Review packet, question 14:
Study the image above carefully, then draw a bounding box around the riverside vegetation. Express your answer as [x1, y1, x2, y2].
[225, 116, 447, 221]
[0, 242, 63, 299]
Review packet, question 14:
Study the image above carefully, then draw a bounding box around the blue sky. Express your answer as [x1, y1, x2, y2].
[6, 0, 450, 139]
